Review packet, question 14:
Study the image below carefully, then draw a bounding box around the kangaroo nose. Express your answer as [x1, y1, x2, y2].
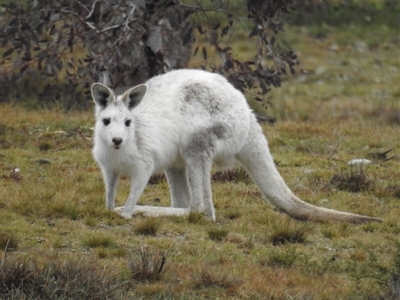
[112, 137, 122, 146]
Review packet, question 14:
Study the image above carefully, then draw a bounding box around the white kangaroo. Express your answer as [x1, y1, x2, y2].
[91, 69, 381, 224]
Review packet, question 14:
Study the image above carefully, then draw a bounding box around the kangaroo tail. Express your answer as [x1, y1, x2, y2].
[237, 116, 382, 224]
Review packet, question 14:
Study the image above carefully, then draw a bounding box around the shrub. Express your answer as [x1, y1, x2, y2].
[187, 211, 204, 224]
[226, 233, 255, 250]
[212, 168, 251, 184]
[194, 267, 242, 291]
[0, 232, 18, 250]
[224, 210, 242, 220]
[207, 227, 229, 242]
[381, 184, 400, 199]
[329, 170, 374, 193]
[148, 174, 166, 185]
[263, 247, 298, 268]
[134, 218, 160, 236]
[187, 212, 205, 224]
[82, 233, 115, 248]
[268, 219, 309, 246]
[320, 227, 337, 240]
[0, 253, 125, 300]
[127, 245, 168, 283]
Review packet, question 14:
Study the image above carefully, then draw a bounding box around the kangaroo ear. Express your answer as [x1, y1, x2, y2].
[122, 84, 147, 110]
[91, 83, 115, 108]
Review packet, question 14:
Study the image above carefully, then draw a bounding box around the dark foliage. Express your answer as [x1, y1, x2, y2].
[148, 173, 166, 185]
[212, 168, 251, 184]
[0, 0, 297, 109]
[149, 167, 255, 186]
[189, 0, 298, 99]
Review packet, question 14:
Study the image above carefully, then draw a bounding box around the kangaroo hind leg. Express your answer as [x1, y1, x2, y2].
[165, 168, 191, 208]
[185, 155, 215, 221]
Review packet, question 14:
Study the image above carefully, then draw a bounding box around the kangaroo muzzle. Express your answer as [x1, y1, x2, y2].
[112, 137, 123, 149]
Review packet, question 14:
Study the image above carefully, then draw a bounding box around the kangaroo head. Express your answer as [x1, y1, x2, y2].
[91, 83, 147, 150]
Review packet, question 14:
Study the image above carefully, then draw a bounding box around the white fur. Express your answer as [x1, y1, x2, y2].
[91, 69, 381, 224]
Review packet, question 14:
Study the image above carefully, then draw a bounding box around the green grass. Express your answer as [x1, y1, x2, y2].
[1, 21, 400, 299]
[206, 226, 230, 241]
[82, 233, 116, 248]
[133, 218, 160, 236]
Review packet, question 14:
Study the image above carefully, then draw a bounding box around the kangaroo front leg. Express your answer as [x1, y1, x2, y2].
[165, 168, 191, 208]
[118, 168, 153, 219]
[186, 157, 215, 221]
[103, 170, 119, 209]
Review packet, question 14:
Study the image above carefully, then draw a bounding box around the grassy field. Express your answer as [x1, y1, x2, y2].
[1, 18, 400, 300]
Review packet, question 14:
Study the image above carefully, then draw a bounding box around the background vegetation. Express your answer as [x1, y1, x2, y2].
[1, 0, 400, 299]
[0, 0, 297, 110]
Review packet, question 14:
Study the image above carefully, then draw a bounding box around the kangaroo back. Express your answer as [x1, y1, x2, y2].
[237, 115, 382, 224]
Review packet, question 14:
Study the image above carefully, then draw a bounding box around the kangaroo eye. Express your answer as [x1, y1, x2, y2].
[125, 120, 131, 127]
[103, 118, 111, 126]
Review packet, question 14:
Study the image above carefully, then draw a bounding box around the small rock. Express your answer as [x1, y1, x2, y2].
[347, 159, 371, 166]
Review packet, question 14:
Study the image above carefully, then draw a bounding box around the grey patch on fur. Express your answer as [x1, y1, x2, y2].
[186, 124, 227, 155]
[209, 124, 226, 139]
[182, 83, 222, 115]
